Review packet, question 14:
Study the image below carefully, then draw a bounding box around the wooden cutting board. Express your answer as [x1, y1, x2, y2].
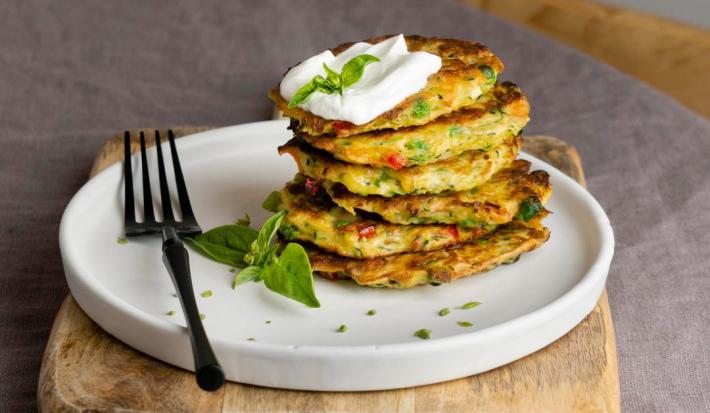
[38, 128, 620, 413]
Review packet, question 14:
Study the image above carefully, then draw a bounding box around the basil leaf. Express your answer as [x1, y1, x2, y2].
[310, 75, 332, 93]
[288, 79, 319, 108]
[262, 243, 320, 308]
[516, 196, 543, 222]
[288, 54, 379, 108]
[256, 210, 286, 258]
[262, 191, 281, 213]
[235, 213, 250, 226]
[186, 225, 258, 268]
[322, 63, 342, 93]
[233, 265, 262, 289]
[340, 54, 380, 89]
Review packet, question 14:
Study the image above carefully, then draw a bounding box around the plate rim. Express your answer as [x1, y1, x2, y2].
[60, 120, 615, 358]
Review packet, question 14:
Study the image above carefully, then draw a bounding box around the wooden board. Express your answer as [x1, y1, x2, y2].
[461, 0, 710, 119]
[38, 128, 619, 412]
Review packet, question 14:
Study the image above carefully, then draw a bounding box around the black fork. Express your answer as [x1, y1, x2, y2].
[123, 130, 224, 391]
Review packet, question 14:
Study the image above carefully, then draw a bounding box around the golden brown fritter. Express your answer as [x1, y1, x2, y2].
[278, 136, 521, 197]
[269, 35, 504, 137]
[325, 160, 551, 226]
[275, 177, 494, 258]
[299, 82, 529, 168]
[307, 217, 550, 288]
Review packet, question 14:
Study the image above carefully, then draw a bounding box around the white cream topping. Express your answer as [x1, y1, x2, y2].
[279, 35, 442, 125]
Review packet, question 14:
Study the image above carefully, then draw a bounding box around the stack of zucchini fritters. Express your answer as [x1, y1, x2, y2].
[268, 36, 551, 288]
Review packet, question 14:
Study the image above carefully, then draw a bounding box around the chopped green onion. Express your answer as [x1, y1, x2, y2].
[458, 301, 481, 310]
[414, 329, 431, 340]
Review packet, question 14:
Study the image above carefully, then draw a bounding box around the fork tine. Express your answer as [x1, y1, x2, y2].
[123, 131, 136, 228]
[139, 132, 156, 224]
[154, 130, 175, 224]
[167, 130, 197, 224]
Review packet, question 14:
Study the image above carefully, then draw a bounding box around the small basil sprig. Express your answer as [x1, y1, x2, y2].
[186, 211, 320, 308]
[288, 54, 380, 108]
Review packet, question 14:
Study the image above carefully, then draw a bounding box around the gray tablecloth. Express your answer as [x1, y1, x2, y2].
[1, 1, 708, 411]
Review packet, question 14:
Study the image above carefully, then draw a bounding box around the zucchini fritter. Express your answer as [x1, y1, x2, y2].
[325, 160, 551, 226]
[299, 82, 529, 168]
[278, 136, 521, 197]
[276, 177, 493, 258]
[307, 217, 550, 288]
[269, 35, 504, 137]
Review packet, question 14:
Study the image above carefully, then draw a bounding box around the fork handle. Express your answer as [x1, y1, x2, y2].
[161, 228, 225, 391]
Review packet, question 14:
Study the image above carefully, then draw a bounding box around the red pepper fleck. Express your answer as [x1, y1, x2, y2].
[333, 121, 354, 131]
[386, 153, 407, 170]
[358, 225, 377, 239]
[304, 177, 321, 196]
[447, 225, 460, 239]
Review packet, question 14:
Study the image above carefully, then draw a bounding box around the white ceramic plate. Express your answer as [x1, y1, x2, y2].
[60, 120, 614, 391]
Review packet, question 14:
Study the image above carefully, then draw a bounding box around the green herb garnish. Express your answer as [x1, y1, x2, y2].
[438, 307, 450, 317]
[458, 301, 481, 310]
[199, 313, 206, 320]
[459, 218, 478, 228]
[165, 310, 176, 316]
[412, 99, 430, 119]
[235, 213, 251, 226]
[187, 210, 320, 308]
[374, 171, 392, 187]
[117, 236, 128, 245]
[516, 196, 543, 222]
[247, 337, 256, 341]
[288, 54, 381, 108]
[265, 320, 271, 324]
[448, 125, 461, 136]
[366, 309, 377, 316]
[457, 321, 474, 327]
[335, 220, 351, 228]
[405, 139, 427, 151]
[336, 324, 348, 333]
[200, 290, 213, 298]
[478, 64, 496, 84]
[478, 143, 493, 152]
[185, 224, 258, 268]
[414, 329, 431, 340]
[262, 191, 281, 213]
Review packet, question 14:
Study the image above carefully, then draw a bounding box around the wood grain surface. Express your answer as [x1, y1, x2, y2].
[38, 128, 620, 412]
[461, 0, 710, 118]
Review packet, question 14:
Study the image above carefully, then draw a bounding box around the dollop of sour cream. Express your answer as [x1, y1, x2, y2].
[280, 35, 442, 125]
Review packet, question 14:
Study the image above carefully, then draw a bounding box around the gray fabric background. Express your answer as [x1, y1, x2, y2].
[1, 1, 708, 411]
